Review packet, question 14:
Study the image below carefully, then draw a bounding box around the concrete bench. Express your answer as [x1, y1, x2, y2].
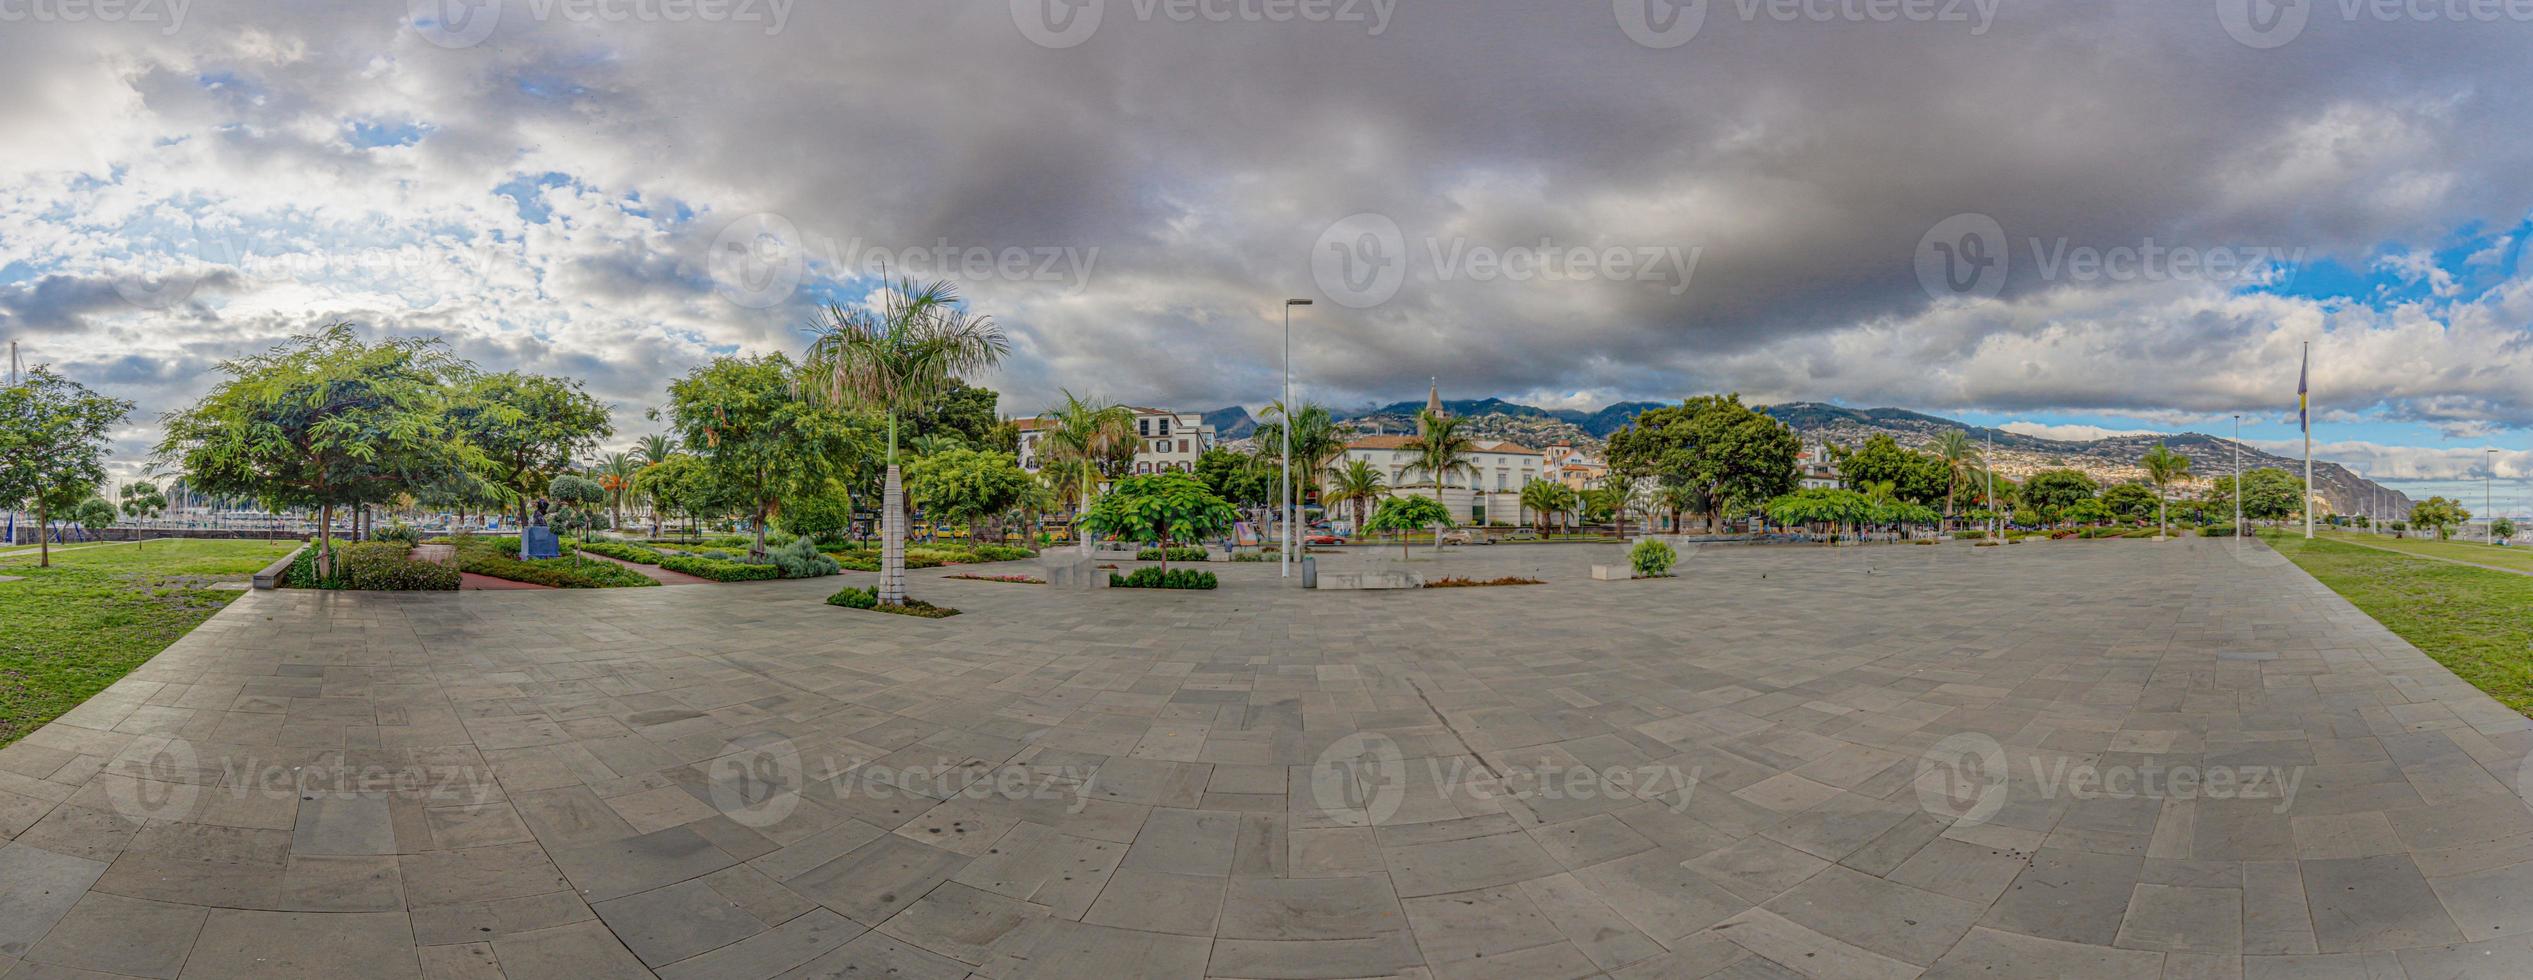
[1042, 555, 1109, 589]
[1592, 564, 1634, 581]
[1316, 570, 1421, 590]
[252, 544, 308, 590]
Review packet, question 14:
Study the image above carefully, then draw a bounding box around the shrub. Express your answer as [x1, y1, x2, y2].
[1135, 546, 1210, 563]
[659, 554, 784, 582]
[338, 541, 460, 591]
[1110, 567, 1217, 590]
[1954, 529, 1987, 540]
[1630, 539, 1677, 578]
[769, 536, 841, 579]
[944, 573, 1043, 584]
[372, 522, 422, 546]
[282, 545, 329, 589]
[826, 586, 960, 617]
[578, 539, 665, 564]
[1974, 540, 2001, 547]
[431, 535, 659, 588]
[1231, 551, 1272, 562]
[2200, 523, 2236, 538]
[968, 544, 1034, 562]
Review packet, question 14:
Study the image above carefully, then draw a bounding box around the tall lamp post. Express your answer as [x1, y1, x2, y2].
[2232, 414, 2242, 544]
[1281, 299, 1311, 579]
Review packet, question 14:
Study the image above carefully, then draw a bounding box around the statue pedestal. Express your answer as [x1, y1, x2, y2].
[521, 526, 563, 560]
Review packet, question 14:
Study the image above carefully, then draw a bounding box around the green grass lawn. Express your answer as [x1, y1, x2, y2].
[0, 539, 296, 746]
[2266, 533, 2533, 715]
[2316, 529, 2533, 575]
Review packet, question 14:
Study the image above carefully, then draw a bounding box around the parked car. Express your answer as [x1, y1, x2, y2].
[1305, 533, 1346, 545]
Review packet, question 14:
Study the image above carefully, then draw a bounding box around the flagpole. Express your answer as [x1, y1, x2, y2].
[2302, 341, 2314, 540]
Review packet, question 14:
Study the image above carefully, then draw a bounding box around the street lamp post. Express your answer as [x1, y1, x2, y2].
[1281, 299, 1311, 579]
[2233, 414, 2242, 544]
[2488, 448, 2499, 544]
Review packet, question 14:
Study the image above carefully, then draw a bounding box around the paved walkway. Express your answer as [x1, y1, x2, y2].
[4, 541, 2533, 977]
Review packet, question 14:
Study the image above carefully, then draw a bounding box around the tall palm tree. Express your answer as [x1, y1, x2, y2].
[800, 279, 1008, 604]
[1929, 429, 1975, 528]
[1403, 409, 1482, 551]
[634, 434, 676, 466]
[1324, 458, 1388, 531]
[2140, 441, 2193, 540]
[596, 452, 639, 531]
[1253, 401, 1347, 519]
[1037, 391, 1140, 553]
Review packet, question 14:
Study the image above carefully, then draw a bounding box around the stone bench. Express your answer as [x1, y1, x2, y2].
[1591, 565, 1634, 581]
[1041, 554, 1109, 589]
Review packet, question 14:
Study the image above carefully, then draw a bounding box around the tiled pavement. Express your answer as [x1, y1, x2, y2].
[5, 539, 2533, 978]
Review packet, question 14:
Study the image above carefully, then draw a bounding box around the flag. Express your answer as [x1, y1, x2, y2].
[2297, 347, 2309, 434]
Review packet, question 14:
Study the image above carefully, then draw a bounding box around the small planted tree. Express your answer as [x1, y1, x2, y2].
[2494, 517, 2517, 544]
[1077, 472, 1237, 571]
[2140, 441, 2193, 539]
[1766, 487, 1873, 544]
[905, 448, 1040, 549]
[0, 369, 131, 566]
[74, 497, 119, 539]
[118, 481, 168, 549]
[1365, 494, 1453, 560]
[2410, 496, 2469, 541]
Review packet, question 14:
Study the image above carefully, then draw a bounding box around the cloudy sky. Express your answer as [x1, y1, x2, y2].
[3, 0, 2530, 511]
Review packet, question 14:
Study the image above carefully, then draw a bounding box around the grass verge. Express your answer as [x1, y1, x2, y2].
[0, 539, 296, 746]
[2266, 533, 2533, 715]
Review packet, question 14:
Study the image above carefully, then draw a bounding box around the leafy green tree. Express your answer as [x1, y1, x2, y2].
[1, 369, 131, 567]
[1195, 447, 1276, 513]
[1765, 487, 1874, 543]
[2102, 482, 2159, 522]
[634, 454, 715, 539]
[1604, 395, 1801, 533]
[666, 354, 862, 560]
[1364, 493, 1453, 559]
[777, 480, 856, 545]
[157, 325, 477, 569]
[71, 495, 118, 540]
[800, 281, 1008, 603]
[2020, 469, 2100, 526]
[902, 378, 1002, 447]
[2410, 496, 2470, 540]
[546, 474, 606, 537]
[1078, 472, 1237, 570]
[447, 370, 613, 532]
[1831, 434, 1949, 504]
[906, 447, 1041, 548]
[2139, 441, 2192, 539]
[2242, 468, 2304, 522]
[118, 480, 169, 550]
[1324, 457, 1389, 530]
[2492, 517, 2516, 543]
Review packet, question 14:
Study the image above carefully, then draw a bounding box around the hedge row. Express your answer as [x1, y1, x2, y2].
[578, 539, 666, 565]
[1135, 547, 1209, 563]
[341, 541, 460, 591]
[659, 554, 783, 582]
[1111, 567, 1217, 590]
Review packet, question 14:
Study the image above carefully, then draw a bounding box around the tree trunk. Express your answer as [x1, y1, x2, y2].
[752, 504, 770, 561]
[36, 497, 49, 567]
[318, 502, 333, 580]
[880, 463, 907, 605]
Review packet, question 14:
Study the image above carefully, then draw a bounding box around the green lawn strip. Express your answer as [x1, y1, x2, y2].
[0, 539, 297, 746]
[2266, 533, 2533, 716]
[2315, 530, 2533, 576]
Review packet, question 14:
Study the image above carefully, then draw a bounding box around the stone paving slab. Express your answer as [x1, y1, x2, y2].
[2, 541, 2532, 977]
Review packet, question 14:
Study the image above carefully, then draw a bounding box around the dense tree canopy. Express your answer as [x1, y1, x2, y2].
[2410, 496, 2470, 540]
[2020, 468, 2101, 522]
[663, 354, 862, 559]
[446, 370, 614, 526]
[1078, 471, 1237, 569]
[905, 447, 1042, 547]
[1604, 394, 1801, 533]
[156, 325, 479, 563]
[1, 368, 130, 566]
[1830, 434, 1949, 505]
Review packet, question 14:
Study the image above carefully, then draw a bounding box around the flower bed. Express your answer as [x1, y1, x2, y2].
[1424, 576, 1544, 588]
[578, 539, 666, 564]
[944, 573, 1043, 584]
[431, 535, 658, 588]
[657, 554, 783, 582]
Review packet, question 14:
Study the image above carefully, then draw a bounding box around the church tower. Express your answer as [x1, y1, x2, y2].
[1418, 378, 1444, 435]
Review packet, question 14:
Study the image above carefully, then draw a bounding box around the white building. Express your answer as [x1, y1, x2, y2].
[1797, 440, 1841, 489]
[1336, 384, 1544, 526]
[1015, 406, 1216, 476]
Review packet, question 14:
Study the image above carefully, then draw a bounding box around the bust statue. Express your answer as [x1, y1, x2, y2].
[530, 499, 550, 527]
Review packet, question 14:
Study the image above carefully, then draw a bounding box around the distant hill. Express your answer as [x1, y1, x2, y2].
[1309, 395, 2410, 516]
[1201, 405, 1257, 440]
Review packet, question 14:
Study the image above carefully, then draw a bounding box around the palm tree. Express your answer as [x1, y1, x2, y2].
[2140, 441, 2193, 540]
[1929, 429, 1975, 529]
[1037, 391, 1140, 553]
[1658, 483, 1703, 534]
[1253, 401, 1347, 522]
[800, 279, 1008, 605]
[1325, 458, 1388, 531]
[1518, 478, 1565, 534]
[1402, 409, 1482, 552]
[596, 452, 638, 531]
[634, 434, 676, 466]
